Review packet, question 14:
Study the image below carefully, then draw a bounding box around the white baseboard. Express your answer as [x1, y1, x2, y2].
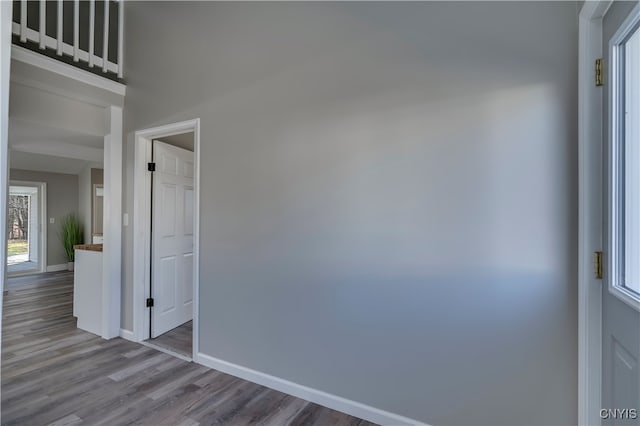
[119, 328, 135, 341]
[46, 264, 68, 272]
[194, 352, 428, 426]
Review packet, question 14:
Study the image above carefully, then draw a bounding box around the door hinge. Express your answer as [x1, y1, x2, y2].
[148, 162, 156, 172]
[146, 297, 154, 307]
[595, 58, 603, 87]
[594, 251, 603, 279]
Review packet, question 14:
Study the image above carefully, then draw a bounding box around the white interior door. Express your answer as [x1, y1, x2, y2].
[602, 3, 640, 424]
[151, 140, 194, 338]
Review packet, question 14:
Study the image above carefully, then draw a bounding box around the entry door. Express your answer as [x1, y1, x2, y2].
[602, 3, 640, 424]
[151, 140, 194, 338]
[7, 182, 44, 275]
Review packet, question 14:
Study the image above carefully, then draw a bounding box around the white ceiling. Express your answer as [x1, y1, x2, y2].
[9, 118, 104, 149]
[8, 81, 106, 174]
[10, 150, 95, 175]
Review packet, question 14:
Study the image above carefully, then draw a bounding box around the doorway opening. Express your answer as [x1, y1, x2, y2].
[145, 135, 195, 359]
[132, 119, 200, 362]
[6, 181, 46, 275]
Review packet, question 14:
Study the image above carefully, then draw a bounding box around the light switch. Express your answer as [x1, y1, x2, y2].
[49, 218, 55, 224]
[123, 213, 129, 227]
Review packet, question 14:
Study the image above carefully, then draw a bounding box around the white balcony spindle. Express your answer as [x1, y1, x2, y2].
[39, 0, 46, 49]
[73, 0, 79, 61]
[12, 0, 123, 77]
[103, 0, 109, 72]
[117, 0, 123, 78]
[89, 0, 95, 67]
[57, 0, 63, 55]
[20, 0, 27, 42]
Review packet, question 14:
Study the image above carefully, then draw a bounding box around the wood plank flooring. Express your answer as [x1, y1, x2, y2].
[1, 271, 377, 426]
[148, 320, 192, 358]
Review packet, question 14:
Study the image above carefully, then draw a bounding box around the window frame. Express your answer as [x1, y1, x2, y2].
[607, 5, 640, 311]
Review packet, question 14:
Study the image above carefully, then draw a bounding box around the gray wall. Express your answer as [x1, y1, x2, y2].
[123, 3, 578, 424]
[79, 165, 104, 243]
[91, 168, 104, 187]
[10, 169, 79, 266]
[91, 168, 104, 236]
[78, 165, 92, 244]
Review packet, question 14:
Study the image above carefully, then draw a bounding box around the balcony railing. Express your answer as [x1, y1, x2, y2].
[12, 0, 124, 80]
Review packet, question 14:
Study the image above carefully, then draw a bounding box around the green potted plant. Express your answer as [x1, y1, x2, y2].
[60, 214, 84, 271]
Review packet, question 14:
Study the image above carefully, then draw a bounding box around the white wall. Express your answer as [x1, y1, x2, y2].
[123, 3, 578, 424]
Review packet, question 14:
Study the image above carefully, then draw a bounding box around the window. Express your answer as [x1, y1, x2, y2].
[609, 12, 640, 306]
[624, 26, 640, 294]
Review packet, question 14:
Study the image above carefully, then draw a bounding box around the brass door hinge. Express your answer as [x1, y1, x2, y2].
[594, 251, 603, 279]
[595, 58, 603, 86]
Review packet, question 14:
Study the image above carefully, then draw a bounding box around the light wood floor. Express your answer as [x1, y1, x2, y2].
[148, 320, 193, 358]
[1, 271, 377, 426]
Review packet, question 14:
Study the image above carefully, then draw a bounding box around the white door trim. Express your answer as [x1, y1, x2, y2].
[132, 119, 200, 358]
[578, 2, 612, 425]
[8, 180, 47, 274]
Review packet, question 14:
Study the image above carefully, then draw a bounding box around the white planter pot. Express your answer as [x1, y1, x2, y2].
[67, 261, 75, 271]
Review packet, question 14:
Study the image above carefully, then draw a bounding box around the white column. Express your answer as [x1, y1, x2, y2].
[102, 106, 122, 339]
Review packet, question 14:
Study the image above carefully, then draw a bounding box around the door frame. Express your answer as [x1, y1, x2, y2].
[7, 180, 46, 274]
[578, 1, 612, 425]
[131, 119, 200, 358]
